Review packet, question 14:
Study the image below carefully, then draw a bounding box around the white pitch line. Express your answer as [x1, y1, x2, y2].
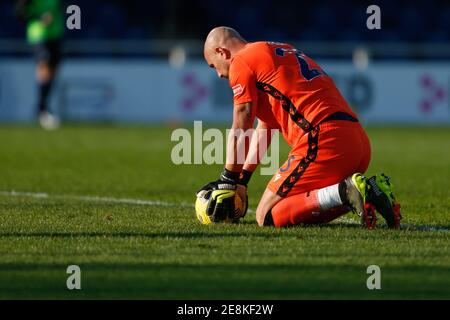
[0, 190, 193, 208]
[336, 216, 450, 232]
[1, 190, 448, 232]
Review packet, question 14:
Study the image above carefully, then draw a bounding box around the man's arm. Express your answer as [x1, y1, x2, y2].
[196, 102, 255, 222]
[242, 119, 274, 173]
[224, 102, 255, 174]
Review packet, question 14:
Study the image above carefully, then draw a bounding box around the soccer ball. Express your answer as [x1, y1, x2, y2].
[195, 186, 247, 225]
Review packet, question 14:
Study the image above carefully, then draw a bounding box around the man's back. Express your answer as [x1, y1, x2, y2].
[229, 41, 357, 147]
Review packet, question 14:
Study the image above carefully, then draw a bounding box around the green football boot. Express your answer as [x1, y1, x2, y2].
[365, 173, 402, 229]
[340, 173, 377, 229]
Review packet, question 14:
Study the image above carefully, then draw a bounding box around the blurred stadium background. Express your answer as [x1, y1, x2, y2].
[0, 0, 449, 124]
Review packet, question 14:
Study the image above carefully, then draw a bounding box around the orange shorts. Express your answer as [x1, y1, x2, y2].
[267, 120, 371, 197]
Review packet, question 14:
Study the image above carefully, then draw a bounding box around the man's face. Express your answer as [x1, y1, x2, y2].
[204, 47, 231, 79]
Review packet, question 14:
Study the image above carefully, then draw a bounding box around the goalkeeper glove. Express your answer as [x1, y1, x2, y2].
[196, 168, 253, 221]
[220, 168, 253, 219]
[196, 180, 236, 222]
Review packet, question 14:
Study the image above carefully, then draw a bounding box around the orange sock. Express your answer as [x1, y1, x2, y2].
[271, 190, 349, 227]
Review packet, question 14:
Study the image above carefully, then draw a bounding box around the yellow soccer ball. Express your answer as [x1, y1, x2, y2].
[195, 187, 247, 225]
[195, 190, 213, 225]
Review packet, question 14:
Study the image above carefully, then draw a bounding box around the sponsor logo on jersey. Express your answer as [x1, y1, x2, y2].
[232, 84, 243, 97]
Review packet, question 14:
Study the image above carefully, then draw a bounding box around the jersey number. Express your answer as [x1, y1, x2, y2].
[275, 47, 325, 81]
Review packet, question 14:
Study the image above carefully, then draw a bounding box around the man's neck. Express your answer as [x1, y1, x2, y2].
[230, 41, 249, 56]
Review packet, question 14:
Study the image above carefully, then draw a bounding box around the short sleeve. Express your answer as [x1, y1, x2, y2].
[228, 56, 258, 105]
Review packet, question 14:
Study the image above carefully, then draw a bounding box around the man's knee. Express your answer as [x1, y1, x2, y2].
[256, 188, 282, 226]
[255, 207, 265, 226]
[256, 207, 275, 227]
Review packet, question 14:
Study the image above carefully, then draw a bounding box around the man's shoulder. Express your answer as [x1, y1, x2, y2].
[231, 42, 272, 70]
[236, 41, 270, 58]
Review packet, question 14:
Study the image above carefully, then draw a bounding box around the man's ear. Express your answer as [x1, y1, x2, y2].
[215, 47, 231, 59]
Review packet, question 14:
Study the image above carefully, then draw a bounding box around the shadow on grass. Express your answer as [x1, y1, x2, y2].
[1, 262, 449, 299]
[1, 262, 449, 300]
[1, 261, 450, 273]
[0, 222, 448, 239]
[0, 221, 370, 239]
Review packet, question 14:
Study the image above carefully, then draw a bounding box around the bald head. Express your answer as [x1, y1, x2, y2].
[204, 27, 247, 53]
[204, 27, 248, 79]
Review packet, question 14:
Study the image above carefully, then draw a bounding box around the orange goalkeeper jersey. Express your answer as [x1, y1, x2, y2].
[229, 41, 357, 147]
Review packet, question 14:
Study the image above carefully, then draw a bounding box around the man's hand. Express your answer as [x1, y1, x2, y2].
[196, 168, 239, 195]
[235, 169, 252, 219]
[235, 184, 248, 219]
[196, 168, 252, 222]
[196, 180, 237, 222]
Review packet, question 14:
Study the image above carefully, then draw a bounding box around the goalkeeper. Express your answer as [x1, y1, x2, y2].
[198, 27, 401, 229]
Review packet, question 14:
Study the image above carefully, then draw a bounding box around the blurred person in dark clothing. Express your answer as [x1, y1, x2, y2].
[16, 0, 64, 129]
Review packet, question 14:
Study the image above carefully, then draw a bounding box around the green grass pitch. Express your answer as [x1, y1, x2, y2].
[0, 125, 449, 299]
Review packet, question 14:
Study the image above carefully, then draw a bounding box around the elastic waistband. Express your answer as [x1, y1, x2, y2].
[320, 112, 358, 124]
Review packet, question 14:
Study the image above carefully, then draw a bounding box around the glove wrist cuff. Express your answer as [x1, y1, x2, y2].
[220, 168, 240, 184]
[239, 169, 253, 186]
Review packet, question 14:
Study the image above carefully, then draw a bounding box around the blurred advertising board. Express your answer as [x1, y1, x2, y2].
[0, 59, 449, 124]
